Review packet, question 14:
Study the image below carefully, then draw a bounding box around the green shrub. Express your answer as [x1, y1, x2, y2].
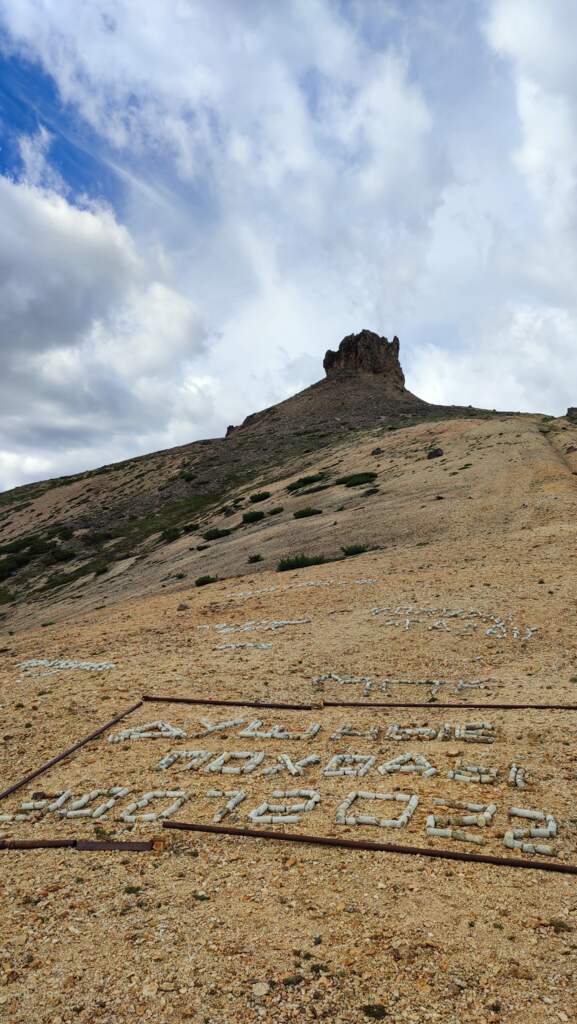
[182, 522, 199, 533]
[202, 527, 231, 541]
[277, 553, 326, 572]
[46, 546, 76, 564]
[293, 507, 322, 519]
[269, 507, 284, 516]
[287, 473, 327, 492]
[195, 574, 218, 587]
[248, 554, 263, 563]
[249, 491, 271, 503]
[0, 586, 13, 604]
[242, 510, 265, 524]
[336, 472, 378, 487]
[341, 544, 368, 557]
[160, 527, 181, 543]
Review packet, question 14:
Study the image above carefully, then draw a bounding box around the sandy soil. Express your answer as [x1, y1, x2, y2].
[1, 414, 577, 1022]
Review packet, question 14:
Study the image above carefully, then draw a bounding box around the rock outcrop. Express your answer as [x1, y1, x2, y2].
[323, 330, 405, 389]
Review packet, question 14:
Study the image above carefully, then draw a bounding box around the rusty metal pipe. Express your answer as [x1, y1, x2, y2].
[163, 820, 577, 875]
[142, 695, 313, 710]
[0, 700, 143, 803]
[323, 701, 577, 710]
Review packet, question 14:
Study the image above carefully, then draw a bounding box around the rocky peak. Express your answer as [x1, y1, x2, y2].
[323, 330, 405, 388]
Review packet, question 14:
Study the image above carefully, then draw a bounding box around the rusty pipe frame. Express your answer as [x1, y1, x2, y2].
[143, 695, 577, 712]
[0, 700, 143, 804]
[143, 695, 313, 710]
[0, 838, 154, 852]
[322, 701, 577, 710]
[163, 820, 577, 876]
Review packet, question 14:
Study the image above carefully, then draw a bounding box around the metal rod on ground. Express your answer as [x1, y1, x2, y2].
[322, 701, 577, 710]
[163, 820, 577, 876]
[0, 838, 154, 852]
[142, 695, 313, 710]
[0, 700, 144, 803]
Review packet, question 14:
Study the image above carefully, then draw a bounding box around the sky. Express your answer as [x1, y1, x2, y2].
[1, 0, 576, 490]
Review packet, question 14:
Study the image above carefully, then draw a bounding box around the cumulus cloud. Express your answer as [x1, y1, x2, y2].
[0, 177, 207, 479]
[0, 1, 576, 488]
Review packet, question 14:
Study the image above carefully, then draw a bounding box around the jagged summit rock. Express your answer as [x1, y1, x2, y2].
[323, 330, 405, 389]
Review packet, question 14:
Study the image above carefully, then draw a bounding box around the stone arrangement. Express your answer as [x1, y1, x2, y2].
[336, 791, 419, 828]
[192, 716, 247, 737]
[314, 674, 494, 698]
[19, 658, 116, 677]
[207, 789, 247, 823]
[249, 789, 321, 825]
[156, 750, 212, 771]
[215, 642, 272, 650]
[426, 797, 497, 845]
[370, 605, 537, 640]
[119, 790, 188, 823]
[378, 752, 437, 779]
[108, 721, 187, 743]
[508, 763, 527, 788]
[313, 672, 374, 696]
[324, 754, 376, 777]
[262, 754, 321, 777]
[330, 723, 380, 741]
[504, 807, 558, 856]
[238, 719, 321, 740]
[203, 751, 266, 774]
[212, 619, 310, 635]
[447, 762, 498, 784]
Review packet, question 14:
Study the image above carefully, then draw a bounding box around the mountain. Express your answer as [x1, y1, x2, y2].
[0, 329, 574, 630]
[2, 331, 577, 1020]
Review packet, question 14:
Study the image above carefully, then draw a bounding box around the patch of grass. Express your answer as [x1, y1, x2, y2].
[293, 507, 323, 519]
[182, 522, 199, 533]
[160, 527, 181, 543]
[0, 586, 13, 604]
[248, 554, 263, 563]
[277, 553, 326, 572]
[268, 507, 284, 516]
[249, 491, 271, 503]
[341, 544, 368, 557]
[202, 527, 231, 541]
[195, 575, 218, 587]
[242, 510, 265, 524]
[336, 472, 378, 487]
[287, 473, 327, 492]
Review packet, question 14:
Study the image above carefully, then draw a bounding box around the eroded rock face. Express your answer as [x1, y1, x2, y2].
[323, 330, 405, 388]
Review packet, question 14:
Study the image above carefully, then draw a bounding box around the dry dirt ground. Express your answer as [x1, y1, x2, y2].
[1, 414, 577, 1023]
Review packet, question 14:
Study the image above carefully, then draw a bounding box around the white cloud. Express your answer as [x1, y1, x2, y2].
[1, 1, 577, 487]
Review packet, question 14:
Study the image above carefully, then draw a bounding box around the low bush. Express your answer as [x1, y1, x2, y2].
[202, 527, 231, 541]
[160, 527, 181, 543]
[268, 507, 284, 516]
[248, 554, 263, 563]
[249, 491, 271, 503]
[277, 553, 326, 572]
[287, 473, 327, 492]
[293, 507, 322, 519]
[0, 586, 13, 604]
[341, 544, 368, 557]
[336, 472, 378, 487]
[242, 510, 265, 524]
[195, 574, 218, 587]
